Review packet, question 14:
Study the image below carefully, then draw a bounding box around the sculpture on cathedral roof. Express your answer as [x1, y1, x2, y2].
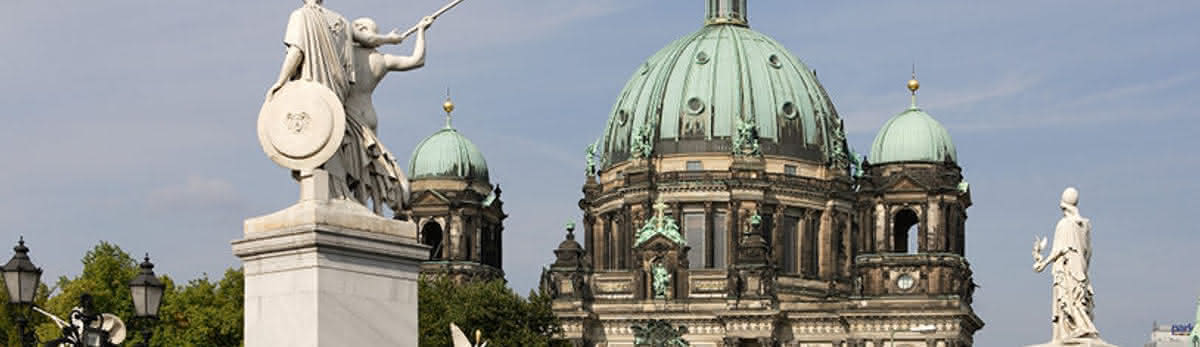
[257, 0, 462, 215]
[632, 320, 689, 347]
[630, 125, 654, 159]
[1030, 187, 1115, 347]
[634, 200, 684, 247]
[732, 118, 760, 156]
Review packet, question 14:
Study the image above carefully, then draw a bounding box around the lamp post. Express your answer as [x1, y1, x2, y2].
[2, 237, 43, 347]
[888, 324, 936, 347]
[129, 254, 165, 347]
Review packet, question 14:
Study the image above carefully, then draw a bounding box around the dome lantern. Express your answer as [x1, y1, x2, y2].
[706, 0, 748, 26]
[868, 78, 958, 164]
[408, 99, 489, 181]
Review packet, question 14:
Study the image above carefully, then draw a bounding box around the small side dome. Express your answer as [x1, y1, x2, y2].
[408, 102, 489, 181]
[869, 107, 956, 164]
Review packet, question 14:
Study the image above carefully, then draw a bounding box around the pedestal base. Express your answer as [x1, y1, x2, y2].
[233, 199, 427, 347]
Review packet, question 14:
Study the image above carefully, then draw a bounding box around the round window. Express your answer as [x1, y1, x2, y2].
[781, 101, 797, 119]
[768, 54, 782, 69]
[695, 51, 710, 65]
[897, 274, 915, 290]
[686, 97, 705, 115]
[617, 110, 629, 125]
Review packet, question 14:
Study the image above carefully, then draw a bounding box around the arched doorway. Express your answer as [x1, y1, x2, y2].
[892, 209, 919, 254]
[421, 222, 444, 260]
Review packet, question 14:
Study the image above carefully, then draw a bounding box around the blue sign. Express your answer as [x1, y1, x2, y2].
[1172, 323, 1194, 335]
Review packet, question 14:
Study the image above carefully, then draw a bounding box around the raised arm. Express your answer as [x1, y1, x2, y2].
[384, 29, 426, 71]
[267, 46, 303, 100]
[353, 28, 405, 47]
[384, 17, 432, 72]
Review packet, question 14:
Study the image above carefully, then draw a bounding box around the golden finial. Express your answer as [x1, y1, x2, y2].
[443, 87, 455, 114]
[443, 89, 455, 128]
[908, 64, 920, 108]
[907, 64, 920, 94]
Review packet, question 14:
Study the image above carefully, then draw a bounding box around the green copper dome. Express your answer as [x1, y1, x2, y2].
[594, 1, 849, 168]
[408, 122, 489, 181]
[869, 105, 957, 164]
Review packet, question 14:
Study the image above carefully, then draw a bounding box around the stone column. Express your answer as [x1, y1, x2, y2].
[233, 199, 426, 347]
[818, 203, 834, 280]
[874, 202, 887, 252]
[926, 199, 942, 252]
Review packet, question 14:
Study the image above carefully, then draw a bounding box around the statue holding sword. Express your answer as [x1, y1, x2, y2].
[259, 0, 466, 215]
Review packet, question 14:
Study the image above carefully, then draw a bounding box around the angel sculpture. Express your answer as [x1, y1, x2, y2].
[33, 295, 126, 347]
[450, 323, 488, 347]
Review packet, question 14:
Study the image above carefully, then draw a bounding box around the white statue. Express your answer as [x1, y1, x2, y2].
[258, 0, 461, 215]
[1030, 187, 1115, 347]
[33, 305, 127, 346]
[450, 323, 488, 347]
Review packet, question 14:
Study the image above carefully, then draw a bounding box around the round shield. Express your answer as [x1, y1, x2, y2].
[257, 81, 346, 170]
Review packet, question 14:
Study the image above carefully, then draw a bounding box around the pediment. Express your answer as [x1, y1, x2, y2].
[411, 190, 450, 206]
[883, 174, 932, 191]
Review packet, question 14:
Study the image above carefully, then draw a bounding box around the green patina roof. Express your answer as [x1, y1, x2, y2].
[869, 105, 957, 164]
[595, 2, 848, 168]
[408, 124, 489, 181]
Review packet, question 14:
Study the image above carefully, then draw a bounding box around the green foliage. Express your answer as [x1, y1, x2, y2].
[0, 281, 51, 346]
[36, 242, 139, 341]
[0, 242, 244, 347]
[153, 268, 244, 347]
[419, 277, 566, 347]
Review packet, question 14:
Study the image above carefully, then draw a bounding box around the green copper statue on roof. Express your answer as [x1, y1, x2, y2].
[585, 143, 597, 176]
[632, 320, 689, 347]
[732, 118, 760, 156]
[635, 199, 685, 247]
[631, 125, 654, 159]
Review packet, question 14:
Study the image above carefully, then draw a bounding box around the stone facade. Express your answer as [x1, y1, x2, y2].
[408, 176, 506, 282]
[541, 154, 981, 346]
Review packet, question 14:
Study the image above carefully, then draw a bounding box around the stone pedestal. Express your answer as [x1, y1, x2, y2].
[233, 199, 427, 347]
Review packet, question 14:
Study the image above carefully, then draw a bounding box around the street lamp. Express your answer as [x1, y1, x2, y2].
[2, 236, 43, 347]
[889, 324, 936, 347]
[129, 254, 165, 347]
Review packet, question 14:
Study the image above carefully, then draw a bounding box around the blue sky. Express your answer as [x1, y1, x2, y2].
[2, 1, 1197, 345]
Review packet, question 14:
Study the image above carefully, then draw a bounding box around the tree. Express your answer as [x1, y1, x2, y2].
[0, 281, 51, 346]
[419, 277, 566, 347]
[152, 268, 243, 346]
[12, 242, 243, 347]
[36, 242, 140, 342]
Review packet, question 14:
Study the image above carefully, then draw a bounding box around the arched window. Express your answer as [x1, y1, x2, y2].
[892, 209, 919, 254]
[421, 222, 444, 260]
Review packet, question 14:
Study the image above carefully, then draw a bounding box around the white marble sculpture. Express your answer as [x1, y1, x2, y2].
[258, 0, 459, 216]
[1029, 187, 1116, 347]
[451, 323, 489, 347]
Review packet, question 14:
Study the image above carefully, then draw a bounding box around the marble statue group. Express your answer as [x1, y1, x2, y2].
[258, 0, 461, 216]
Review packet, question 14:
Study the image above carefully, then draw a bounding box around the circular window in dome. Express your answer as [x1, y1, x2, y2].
[640, 62, 652, 75]
[695, 51, 710, 65]
[686, 97, 705, 115]
[781, 101, 798, 119]
[617, 110, 629, 125]
[768, 54, 783, 69]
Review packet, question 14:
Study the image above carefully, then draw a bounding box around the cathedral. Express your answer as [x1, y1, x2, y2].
[538, 1, 982, 346]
